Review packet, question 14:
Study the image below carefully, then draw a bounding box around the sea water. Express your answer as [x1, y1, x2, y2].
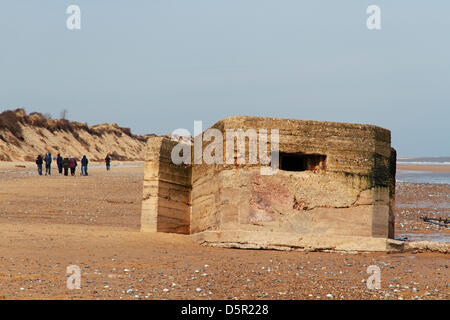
[396, 170, 450, 184]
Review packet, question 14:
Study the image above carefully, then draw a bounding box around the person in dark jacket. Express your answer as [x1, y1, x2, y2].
[105, 155, 111, 171]
[44, 152, 52, 175]
[62, 157, 70, 176]
[36, 154, 43, 175]
[69, 156, 77, 176]
[57, 154, 63, 174]
[81, 155, 88, 176]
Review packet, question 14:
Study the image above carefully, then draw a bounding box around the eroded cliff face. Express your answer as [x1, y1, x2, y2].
[0, 108, 149, 161]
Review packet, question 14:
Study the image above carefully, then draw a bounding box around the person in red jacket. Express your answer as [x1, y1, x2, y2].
[69, 156, 77, 176]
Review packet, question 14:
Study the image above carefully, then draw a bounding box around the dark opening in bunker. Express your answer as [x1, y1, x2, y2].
[279, 153, 326, 172]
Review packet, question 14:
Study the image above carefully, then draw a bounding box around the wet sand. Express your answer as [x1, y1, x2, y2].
[395, 164, 450, 240]
[0, 162, 448, 300]
[395, 182, 449, 239]
[397, 164, 450, 172]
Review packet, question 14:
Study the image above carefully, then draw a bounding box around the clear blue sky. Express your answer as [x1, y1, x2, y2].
[0, 1, 449, 156]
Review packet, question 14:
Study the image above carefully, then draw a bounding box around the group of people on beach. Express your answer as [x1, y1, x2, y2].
[35, 153, 111, 176]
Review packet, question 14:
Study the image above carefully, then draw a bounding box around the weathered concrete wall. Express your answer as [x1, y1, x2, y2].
[189, 117, 395, 240]
[141, 137, 191, 234]
[190, 167, 221, 234]
[141, 116, 397, 252]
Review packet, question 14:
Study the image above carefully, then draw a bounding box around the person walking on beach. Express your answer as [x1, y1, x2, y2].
[44, 152, 52, 175]
[105, 155, 111, 171]
[81, 155, 88, 176]
[36, 154, 43, 176]
[69, 156, 77, 176]
[62, 157, 70, 176]
[56, 154, 63, 174]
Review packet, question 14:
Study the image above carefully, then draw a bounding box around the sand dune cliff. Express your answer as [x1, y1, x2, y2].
[0, 108, 151, 161]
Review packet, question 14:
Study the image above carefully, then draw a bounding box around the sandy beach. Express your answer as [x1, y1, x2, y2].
[397, 164, 450, 172]
[0, 162, 448, 300]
